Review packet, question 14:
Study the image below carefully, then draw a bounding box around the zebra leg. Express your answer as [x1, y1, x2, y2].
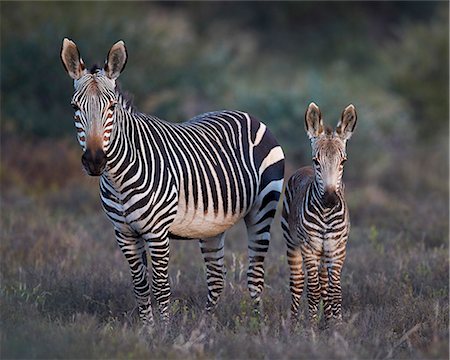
[115, 229, 154, 327]
[319, 260, 331, 320]
[144, 234, 171, 323]
[282, 215, 304, 318]
[324, 241, 346, 322]
[287, 246, 304, 320]
[281, 185, 304, 320]
[244, 186, 281, 312]
[303, 253, 321, 322]
[328, 263, 344, 321]
[199, 233, 226, 311]
[244, 221, 269, 312]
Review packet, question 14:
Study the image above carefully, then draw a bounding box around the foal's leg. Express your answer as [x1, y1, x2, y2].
[303, 253, 321, 322]
[319, 260, 331, 319]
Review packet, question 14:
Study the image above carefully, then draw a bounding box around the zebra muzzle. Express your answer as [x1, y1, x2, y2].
[323, 190, 339, 208]
[81, 148, 107, 176]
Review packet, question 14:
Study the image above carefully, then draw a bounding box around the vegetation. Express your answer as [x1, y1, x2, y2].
[1, 2, 448, 359]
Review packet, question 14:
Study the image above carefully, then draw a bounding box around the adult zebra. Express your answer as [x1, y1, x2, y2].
[60, 39, 285, 327]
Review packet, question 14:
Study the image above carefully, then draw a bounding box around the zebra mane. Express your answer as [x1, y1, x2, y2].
[115, 82, 135, 113]
[87, 65, 135, 113]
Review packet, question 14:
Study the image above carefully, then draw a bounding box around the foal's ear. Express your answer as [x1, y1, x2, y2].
[336, 104, 357, 141]
[305, 102, 324, 139]
[104, 40, 127, 80]
[61, 38, 86, 80]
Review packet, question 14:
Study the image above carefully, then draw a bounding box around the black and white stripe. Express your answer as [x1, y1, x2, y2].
[61, 39, 285, 327]
[101, 108, 284, 323]
[281, 102, 356, 323]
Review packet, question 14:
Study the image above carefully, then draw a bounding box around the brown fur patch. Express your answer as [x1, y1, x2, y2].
[86, 131, 104, 151]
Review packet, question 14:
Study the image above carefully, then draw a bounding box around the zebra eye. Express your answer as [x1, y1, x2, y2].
[108, 103, 116, 112]
[71, 103, 80, 111]
[341, 159, 347, 165]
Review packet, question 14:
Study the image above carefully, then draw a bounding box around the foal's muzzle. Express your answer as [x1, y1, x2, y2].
[323, 190, 339, 208]
[81, 148, 107, 176]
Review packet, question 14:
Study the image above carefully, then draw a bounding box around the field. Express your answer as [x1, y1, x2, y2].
[1, 135, 448, 359]
[1, 2, 449, 359]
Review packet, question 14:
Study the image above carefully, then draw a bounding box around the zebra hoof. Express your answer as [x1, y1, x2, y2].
[200, 312, 218, 332]
[160, 313, 170, 325]
[138, 322, 156, 338]
[251, 302, 263, 319]
[328, 316, 343, 329]
[308, 317, 320, 332]
[290, 311, 301, 325]
[205, 299, 218, 313]
[289, 317, 300, 334]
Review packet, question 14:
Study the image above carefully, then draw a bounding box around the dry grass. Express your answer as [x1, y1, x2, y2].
[1, 137, 448, 359]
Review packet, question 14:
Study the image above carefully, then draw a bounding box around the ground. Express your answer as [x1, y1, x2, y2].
[1, 138, 448, 359]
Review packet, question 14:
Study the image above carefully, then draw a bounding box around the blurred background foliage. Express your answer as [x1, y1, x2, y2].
[0, 1, 448, 228]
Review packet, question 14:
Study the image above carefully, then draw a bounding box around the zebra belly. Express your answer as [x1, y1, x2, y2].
[169, 209, 243, 238]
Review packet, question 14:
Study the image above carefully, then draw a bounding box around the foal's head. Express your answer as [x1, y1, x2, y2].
[304, 102, 357, 208]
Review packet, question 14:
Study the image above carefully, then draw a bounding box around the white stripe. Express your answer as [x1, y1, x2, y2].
[259, 146, 284, 177]
[253, 122, 266, 146]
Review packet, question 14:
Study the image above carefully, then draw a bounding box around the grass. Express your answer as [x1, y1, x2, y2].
[1, 137, 448, 359]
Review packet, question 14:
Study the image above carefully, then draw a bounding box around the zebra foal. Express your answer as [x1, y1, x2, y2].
[60, 39, 285, 328]
[281, 102, 357, 323]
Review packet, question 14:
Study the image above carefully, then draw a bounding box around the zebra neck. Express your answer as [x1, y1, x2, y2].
[102, 111, 163, 194]
[307, 180, 344, 213]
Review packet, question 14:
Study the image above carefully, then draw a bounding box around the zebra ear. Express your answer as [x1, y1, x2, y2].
[104, 40, 127, 80]
[336, 104, 357, 141]
[61, 38, 86, 80]
[305, 102, 324, 139]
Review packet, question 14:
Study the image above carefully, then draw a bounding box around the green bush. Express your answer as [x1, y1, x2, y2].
[381, 7, 449, 138]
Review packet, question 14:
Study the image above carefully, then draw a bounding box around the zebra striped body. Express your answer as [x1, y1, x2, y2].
[281, 102, 356, 323]
[101, 110, 282, 240]
[61, 39, 284, 327]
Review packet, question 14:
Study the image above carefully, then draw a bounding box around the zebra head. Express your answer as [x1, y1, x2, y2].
[304, 102, 357, 208]
[61, 38, 127, 176]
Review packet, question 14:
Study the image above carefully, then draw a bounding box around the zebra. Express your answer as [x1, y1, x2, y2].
[281, 102, 357, 323]
[60, 38, 285, 327]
